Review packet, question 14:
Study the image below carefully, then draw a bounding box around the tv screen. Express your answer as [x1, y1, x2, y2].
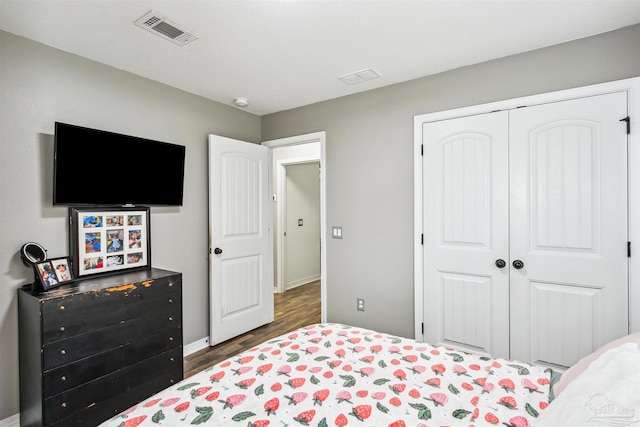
[53, 122, 186, 206]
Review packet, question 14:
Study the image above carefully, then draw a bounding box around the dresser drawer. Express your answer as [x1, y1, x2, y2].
[43, 346, 182, 425]
[43, 309, 181, 370]
[43, 326, 182, 397]
[48, 367, 181, 427]
[42, 280, 181, 344]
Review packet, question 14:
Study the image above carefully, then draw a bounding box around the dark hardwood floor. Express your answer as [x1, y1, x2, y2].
[183, 280, 321, 377]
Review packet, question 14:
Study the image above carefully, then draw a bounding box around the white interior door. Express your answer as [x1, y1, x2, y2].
[208, 134, 273, 346]
[422, 111, 510, 358]
[509, 92, 629, 368]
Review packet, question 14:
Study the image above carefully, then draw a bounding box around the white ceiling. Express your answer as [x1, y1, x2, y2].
[1, 0, 639, 116]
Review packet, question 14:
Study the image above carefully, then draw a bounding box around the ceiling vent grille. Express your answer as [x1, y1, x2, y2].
[338, 68, 381, 85]
[135, 10, 198, 46]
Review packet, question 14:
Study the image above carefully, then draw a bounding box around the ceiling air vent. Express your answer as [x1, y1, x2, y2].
[135, 10, 198, 46]
[338, 68, 381, 85]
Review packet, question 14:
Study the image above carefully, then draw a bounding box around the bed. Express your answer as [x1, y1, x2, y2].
[98, 323, 563, 426]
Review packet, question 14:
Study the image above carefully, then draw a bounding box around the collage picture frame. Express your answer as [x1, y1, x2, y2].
[69, 207, 151, 278]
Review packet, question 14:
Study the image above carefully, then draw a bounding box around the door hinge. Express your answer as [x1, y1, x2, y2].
[628, 241, 631, 258]
[421, 234, 424, 245]
[621, 116, 630, 134]
[421, 144, 424, 156]
[421, 322, 424, 335]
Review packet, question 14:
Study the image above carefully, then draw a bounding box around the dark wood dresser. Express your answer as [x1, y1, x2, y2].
[18, 268, 183, 427]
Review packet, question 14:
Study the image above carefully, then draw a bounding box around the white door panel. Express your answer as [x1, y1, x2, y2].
[209, 135, 273, 345]
[423, 111, 510, 357]
[441, 273, 492, 350]
[529, 281, 603, 368]
[509, 92, 628, 367]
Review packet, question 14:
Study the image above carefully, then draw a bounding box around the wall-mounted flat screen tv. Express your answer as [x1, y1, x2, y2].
[53, 122, 186, 206]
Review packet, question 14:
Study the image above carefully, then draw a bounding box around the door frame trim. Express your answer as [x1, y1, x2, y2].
[414, 77, 640, 341]
[262, 132, 327, 322]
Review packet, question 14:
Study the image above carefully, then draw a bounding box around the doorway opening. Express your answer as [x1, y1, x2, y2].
[281, 162, 321, 291]
[262, 132, 326, 322]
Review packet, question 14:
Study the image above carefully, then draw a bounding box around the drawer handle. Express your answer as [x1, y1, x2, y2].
[60, 350, 66, 355]
[168, 316, 173, 321]
[61, 376, 66, 382]
[59, 326, 65, 332]
[168, 299, 173, 303]
[61, 403, 67, 408]
[170, 357, 175, 362]
[59, 305, 65, 311]
[169, 337, 173, 341]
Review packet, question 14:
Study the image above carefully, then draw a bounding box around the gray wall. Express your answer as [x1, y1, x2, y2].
[0, 31, 260, 421]
[261, 24, 640, 338]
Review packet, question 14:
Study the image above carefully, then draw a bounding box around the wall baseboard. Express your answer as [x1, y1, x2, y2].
[184, 336, 209, 356]
[0, 413, 19, 427]
[286, 274, 321, 291]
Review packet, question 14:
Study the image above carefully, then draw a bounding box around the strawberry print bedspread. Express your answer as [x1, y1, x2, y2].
[99, 323, 551, 427]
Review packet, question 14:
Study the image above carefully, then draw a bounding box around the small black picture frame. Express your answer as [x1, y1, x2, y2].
[69, 206, 151, 278]
[34, 257, 74, 290]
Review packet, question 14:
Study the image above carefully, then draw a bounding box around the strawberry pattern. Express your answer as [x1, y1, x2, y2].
[99, 323, 552, 427]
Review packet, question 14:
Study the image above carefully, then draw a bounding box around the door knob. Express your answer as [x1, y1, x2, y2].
[214, 248, 223, 255]
[512, 260, 524, 269]
[495, 259, 506, 268]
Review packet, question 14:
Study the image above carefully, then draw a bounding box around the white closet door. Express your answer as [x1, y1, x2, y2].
[423, 111, 510, 357]
[509, 92, 628, 368]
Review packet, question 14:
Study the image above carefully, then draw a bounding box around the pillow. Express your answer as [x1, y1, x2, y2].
[537, 342, 640, 426]
[553, 331, 640, 398]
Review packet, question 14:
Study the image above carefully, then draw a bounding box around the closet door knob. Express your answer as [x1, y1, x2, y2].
[214, 248, 222, 255]
[512, 260, 524, 270]
[495, 259, 506, 268]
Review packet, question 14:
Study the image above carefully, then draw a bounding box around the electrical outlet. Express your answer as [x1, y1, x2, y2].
[357, 298, 365, 312]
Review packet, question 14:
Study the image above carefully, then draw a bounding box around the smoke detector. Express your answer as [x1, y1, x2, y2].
[234, 98, 249, 108]
[135, 10, 198, 46]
